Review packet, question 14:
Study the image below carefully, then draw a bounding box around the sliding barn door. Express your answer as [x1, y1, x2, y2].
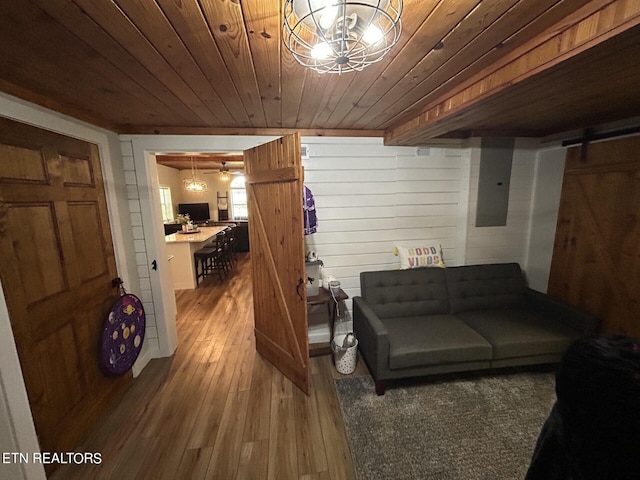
[0, 118, 130, 469]
[244, 134, 310, 394]
[548, 135, 640, 337]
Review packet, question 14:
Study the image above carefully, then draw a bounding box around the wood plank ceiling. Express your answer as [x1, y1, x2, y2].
[0, 0, 639, 144]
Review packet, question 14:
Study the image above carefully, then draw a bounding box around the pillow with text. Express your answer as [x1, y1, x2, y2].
[394, 245, 446, 269]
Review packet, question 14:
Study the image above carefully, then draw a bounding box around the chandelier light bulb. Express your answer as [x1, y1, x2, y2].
[319, 3, 339, 29]
[362, 25, 383, 45]
[312, 41, 333, 59]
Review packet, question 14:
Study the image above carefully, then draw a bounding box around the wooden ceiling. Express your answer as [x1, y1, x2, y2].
[1, 0, 639, 144]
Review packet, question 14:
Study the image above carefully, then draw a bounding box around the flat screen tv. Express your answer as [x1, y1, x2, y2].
[178, 202, 210, 223]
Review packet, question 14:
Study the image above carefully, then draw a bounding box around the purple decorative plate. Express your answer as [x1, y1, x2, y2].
[101, 294, 145, 376]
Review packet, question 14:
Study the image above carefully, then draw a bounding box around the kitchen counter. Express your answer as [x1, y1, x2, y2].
[165, 226, 225, 244]
[165, 226, 225, 289]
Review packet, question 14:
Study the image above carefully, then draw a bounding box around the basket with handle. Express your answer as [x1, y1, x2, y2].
[331, 332, 358, 374]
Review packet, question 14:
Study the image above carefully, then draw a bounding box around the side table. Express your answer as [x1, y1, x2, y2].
[307, 287, 349, 356]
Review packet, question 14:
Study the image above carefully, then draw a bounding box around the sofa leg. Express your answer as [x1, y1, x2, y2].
[375, 380, 387, 396]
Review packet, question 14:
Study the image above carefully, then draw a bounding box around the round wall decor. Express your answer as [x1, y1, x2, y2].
[101, 293, 145, 376]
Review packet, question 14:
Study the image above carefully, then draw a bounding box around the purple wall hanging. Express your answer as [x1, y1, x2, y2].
[101, 291, 146, 376]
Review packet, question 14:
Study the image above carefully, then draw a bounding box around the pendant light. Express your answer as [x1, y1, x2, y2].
[183, 156, 208, 192]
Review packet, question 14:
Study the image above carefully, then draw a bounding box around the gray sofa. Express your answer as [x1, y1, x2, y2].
[353, 263, 599, 394]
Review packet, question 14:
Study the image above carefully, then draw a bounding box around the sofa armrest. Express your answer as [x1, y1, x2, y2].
[523, 288, 600, 334]
[353, 296, 390, 380]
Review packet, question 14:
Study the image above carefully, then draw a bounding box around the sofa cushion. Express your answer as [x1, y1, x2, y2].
[457, 309, 582, 360]
[445, 263, 525, 313]
[395, 244, 446, 269]
[360, 268, 450, 319]
[382, 315, 493, 370]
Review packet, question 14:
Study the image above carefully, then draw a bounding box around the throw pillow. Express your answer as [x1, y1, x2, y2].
[394, 245, 446, 269]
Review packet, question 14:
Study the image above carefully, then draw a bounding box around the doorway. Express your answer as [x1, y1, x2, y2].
[127, 134, 310, 391]
[125, 135, 278, 361]
[154, 153, 244, 291]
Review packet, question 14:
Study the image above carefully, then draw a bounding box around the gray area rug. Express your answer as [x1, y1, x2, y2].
[334, 373, 556, 480]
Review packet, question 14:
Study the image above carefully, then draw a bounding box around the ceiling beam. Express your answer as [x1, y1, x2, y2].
[385, 0, 640, 146]
[120, 126, 385, 137]
[155, 154, 245, 171]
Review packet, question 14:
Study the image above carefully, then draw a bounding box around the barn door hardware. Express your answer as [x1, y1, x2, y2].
[562, 125, 640, 163]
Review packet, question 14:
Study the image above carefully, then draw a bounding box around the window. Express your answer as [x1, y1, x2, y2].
[230, 175, 248, 220]
[158, 186, 174, 223]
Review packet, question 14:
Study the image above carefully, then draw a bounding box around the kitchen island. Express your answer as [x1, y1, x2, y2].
[165, 226, 225, 290]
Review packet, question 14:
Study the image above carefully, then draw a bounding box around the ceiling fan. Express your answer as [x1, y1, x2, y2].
[219, 161, 231, 182]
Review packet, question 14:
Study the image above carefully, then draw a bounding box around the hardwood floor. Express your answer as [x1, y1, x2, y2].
[51, 253, 362, 480]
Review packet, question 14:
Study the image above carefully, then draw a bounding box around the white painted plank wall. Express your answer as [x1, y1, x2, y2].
[525, 147, 566, 292]
[465, 139, 538, 265]
[302, 139, 466, 306]
[120, 139, 160, 361]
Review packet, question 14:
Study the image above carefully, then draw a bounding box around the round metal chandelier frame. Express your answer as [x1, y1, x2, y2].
[283, 0, 403, 74]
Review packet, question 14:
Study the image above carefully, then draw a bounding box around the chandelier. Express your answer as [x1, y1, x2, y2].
[183, 156, 208, 192]
[219, 161, 230, 182]
[283, 0, 402, 74]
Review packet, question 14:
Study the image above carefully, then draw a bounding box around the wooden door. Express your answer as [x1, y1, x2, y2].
[244, 133, 310, 394]
[548, 135, 640, 337]
[0, 118, 130, 466]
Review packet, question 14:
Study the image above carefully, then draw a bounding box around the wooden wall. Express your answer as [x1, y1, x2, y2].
[548, 135, 640, 337]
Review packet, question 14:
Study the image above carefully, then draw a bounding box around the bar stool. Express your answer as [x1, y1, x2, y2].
[194, 246, 216, 286]
[219, 230, 233, 273]
[210, 231, 229, 277]
[194, 231, 227, 285]
[227, 225, 238, 267]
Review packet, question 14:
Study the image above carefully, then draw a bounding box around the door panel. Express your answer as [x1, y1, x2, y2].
[0, 144, 49, 182]
[244, 133, 310, 394]
[12, 203, 68, 301]
[68, 202, 110, 281]
[0, 117, 129, 470]
[548, 135, 640, 337]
